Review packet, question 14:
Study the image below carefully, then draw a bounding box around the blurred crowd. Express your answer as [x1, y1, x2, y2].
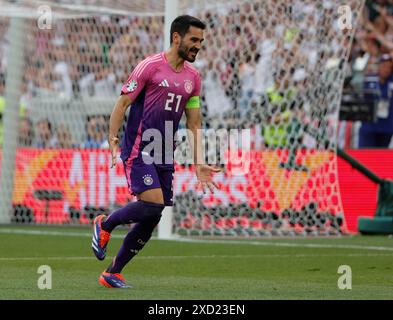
[0, 15, 163, 148]
[343, 0, 393, 148]
[0, 0, 392, 149]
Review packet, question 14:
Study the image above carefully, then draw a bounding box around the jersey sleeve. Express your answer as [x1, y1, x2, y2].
[120, 59, 152, 101]
[185, 71, 201, 109]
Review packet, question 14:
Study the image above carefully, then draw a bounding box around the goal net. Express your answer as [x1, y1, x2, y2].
[174, 0, 364, 237]
[0, 0, 364, 237]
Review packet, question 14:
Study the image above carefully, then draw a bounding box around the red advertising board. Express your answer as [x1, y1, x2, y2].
[337, 149, 393, 233]
[1, 148, 392, 233]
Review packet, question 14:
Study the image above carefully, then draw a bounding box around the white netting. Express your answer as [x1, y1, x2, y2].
[0, 0, 165, 18]
[0, 0, 364, 236]
[0, 3, 166, 224]
[171, 0, 364, 237]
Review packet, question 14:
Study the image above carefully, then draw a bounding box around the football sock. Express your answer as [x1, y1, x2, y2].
[101, 200, 163, 233]
[106, 223, 154, 274]
[105, 201, 164, 274]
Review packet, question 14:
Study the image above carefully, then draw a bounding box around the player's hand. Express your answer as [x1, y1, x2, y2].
[195, 164, 221, 194]
[109, 136, 119, 168]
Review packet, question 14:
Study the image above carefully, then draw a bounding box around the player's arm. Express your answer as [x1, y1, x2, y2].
[109, 95, 132, 141]
[185, 100, 220, 194]
[185, 106, 204, 165]
[109, 58, 151, 168]
[108, 94, 132, 168]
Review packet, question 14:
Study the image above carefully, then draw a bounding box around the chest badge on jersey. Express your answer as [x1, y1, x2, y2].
[126, 80, 138, 93]
[184, 80, 193, 94]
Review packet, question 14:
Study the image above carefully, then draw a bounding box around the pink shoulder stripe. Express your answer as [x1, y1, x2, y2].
[135, 57, 161, 78]
[135, 55, 162, 78]
[133, 53, 162, 78]
[184, 62, 200, 77]
[133, 54, 157, 73]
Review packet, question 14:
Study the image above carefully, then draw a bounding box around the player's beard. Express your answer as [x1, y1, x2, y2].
[178, 40, 198, 62]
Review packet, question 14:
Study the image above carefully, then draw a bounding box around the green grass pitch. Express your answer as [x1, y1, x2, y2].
[0, 225, 392, 300]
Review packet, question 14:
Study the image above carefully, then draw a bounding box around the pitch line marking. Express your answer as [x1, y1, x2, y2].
[0, 228, 126, 239]
[173, 237, 393, 252]
[1, 253, 393, 262]
[0, 228, 393, 252]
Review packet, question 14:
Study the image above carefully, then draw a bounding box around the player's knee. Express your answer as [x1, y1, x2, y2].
[139, 200, 164, 227]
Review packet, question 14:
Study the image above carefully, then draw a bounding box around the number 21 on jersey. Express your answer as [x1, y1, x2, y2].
[165, 92, 182, 112]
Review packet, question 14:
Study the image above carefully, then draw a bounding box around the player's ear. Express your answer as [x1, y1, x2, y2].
[172, 32, 181, 46]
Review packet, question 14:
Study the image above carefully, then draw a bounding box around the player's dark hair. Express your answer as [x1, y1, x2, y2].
[170, 15, 206, 44]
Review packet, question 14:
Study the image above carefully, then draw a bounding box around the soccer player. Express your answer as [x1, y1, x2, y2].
[92, 15, 220, 288]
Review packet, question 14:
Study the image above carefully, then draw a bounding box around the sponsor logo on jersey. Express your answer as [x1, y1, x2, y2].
[126, 80, 138, 92]
[184, 80, 193, 94]
[143, 174, 153, 186]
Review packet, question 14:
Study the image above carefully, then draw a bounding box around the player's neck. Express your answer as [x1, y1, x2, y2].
[165, 48, 185, 72]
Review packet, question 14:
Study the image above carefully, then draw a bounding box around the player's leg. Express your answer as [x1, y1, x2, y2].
[98, 161, 166, 288]
[103, 188, 163, 274]
[100, 189, 163, 232]
[99, 188, 165, 288]
[107, 166, 175, 269]
[102, 167, 173, 275]
[92, 159, 161, 261]
[156, 166, 175, 206]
